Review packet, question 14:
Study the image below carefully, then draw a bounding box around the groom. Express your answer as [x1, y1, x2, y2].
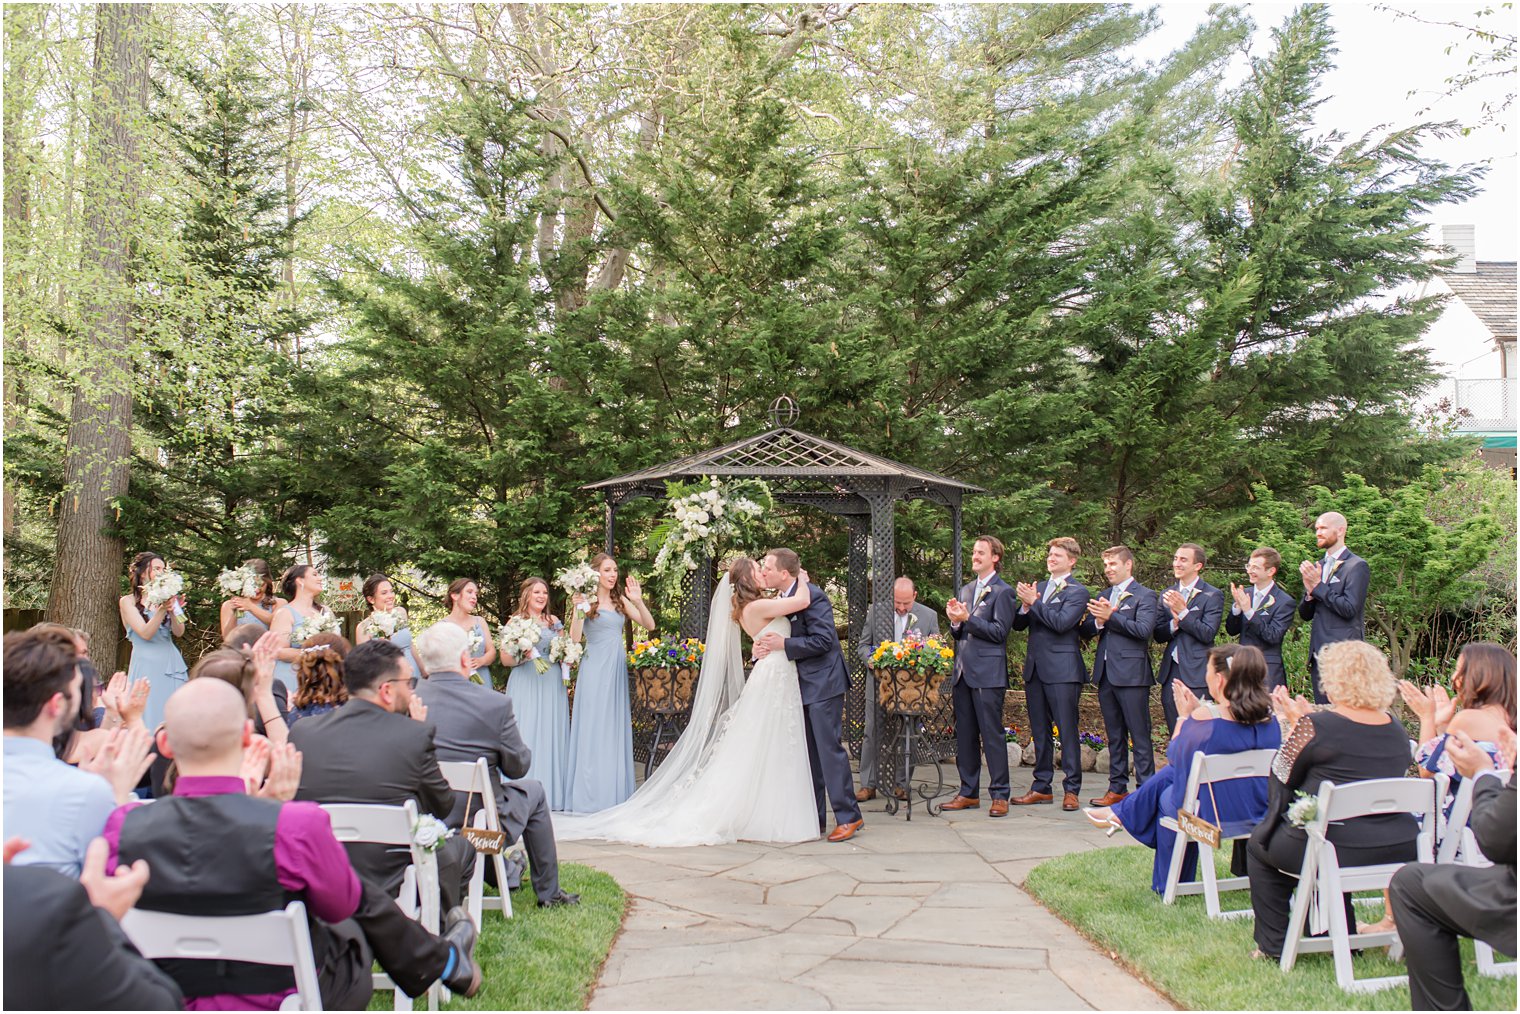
[753, 548, 865, 843]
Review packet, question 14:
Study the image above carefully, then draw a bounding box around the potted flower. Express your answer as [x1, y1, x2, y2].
[626, 637, 705, 713]
[868, 635, 954, 715]
[1079, 731, 1107, 772]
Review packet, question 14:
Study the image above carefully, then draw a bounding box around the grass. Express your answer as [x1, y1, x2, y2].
[1025, 845, 1516, 1011]
[369, 862, 625, 1012]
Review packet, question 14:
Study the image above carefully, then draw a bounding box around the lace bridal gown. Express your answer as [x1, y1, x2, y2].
[554, 576, 818, 846]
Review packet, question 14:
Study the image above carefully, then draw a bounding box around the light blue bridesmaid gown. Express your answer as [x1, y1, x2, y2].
[507, 619, 570, 810]
[465, 616, 493, 685]
[390, 625, 423, 678]
[272, 602, 308, 695]
[127, 611, 188, 731]
[565, 609, 635, 813]
[235, 604, 271, 631]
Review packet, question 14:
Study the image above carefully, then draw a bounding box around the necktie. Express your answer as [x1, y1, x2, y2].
[1252, 587, 1264, 611]
[1322, 555, 1335, 582]
[1110, 585, 1121, 605]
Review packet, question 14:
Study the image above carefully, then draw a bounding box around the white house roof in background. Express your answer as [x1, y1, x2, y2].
[1439, 261, 1517, 341]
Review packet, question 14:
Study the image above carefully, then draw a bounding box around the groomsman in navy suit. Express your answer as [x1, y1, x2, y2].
[1011, 538, 1091, 812]
[1080, 545, 1158, 806]
[942, 536, 1017, 817]
[1153, 543, 1223, 734]
[1297, 511, 1370, 703]
[1225, 546, 1297, 689]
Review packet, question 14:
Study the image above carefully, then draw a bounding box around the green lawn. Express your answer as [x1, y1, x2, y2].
[1025, 845, 1516, 1011]
[370, 862, 625, 1011]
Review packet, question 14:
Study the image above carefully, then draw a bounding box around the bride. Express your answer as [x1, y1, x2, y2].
[554, 557, 819, 845]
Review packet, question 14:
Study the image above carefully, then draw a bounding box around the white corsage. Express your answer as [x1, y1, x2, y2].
[412, 815, 452, 854]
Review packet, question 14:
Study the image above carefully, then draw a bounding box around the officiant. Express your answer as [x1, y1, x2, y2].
[855, 577, 940, 802]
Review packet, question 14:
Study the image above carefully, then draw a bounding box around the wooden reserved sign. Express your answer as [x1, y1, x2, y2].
[461, 827, 507, 854]
[1176, 808, 1222, 849]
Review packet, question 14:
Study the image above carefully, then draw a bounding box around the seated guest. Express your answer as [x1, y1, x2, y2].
[291, 639, 475, 913]
[1084, 644, 1281, 894]
[3, 629, 150, 876]
[289, 637, 350, 725]
[1245, 640, 1419, 960]
[1391, 726, 1516, 1011]
[414, 621, 579, 908]
[198, 632, 291, 742]
[101, 678, 481, 1009]
[4, 836, 184, 1009]
[1403, 642, 1516, 784]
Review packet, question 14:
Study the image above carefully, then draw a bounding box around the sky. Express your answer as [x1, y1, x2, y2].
[1141, 2, 1518, 262]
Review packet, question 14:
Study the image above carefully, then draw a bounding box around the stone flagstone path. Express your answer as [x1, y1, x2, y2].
[558, 767, 1174, 1010]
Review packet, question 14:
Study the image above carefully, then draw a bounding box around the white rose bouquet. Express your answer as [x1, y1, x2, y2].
[367, 608, 408, 640]
[556, 558, 600, 614]
[498, 616, 548, 673]
[217, 565, 261, 599]
[143, 569, 186, 611]
[291, 608, 342, 647]
[549, 634, 583, 688]
[1286, 791, 1319, 829]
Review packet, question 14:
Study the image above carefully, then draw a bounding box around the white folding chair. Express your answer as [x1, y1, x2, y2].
[122, 901, 323, 1011]
[321, 801, 441, 1012]
[1280, 777, 1437, 993]
[439, 757, 519, 924]
[1437, 772, 1517, 978]
[1161, 748, 1278, 918]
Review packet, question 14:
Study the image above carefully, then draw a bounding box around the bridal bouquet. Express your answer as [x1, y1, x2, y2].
[868, 635, 954, 677]
[498, 616, 548, 673]
[648, 477, 773, 602]
[366, 608, 408, 640]
[549, 634, 582, 687]
[555, 557, 600, 614]
[216, 565, 261, 599]
[291, 608, 342, 647]
[143, 569, 186, 611]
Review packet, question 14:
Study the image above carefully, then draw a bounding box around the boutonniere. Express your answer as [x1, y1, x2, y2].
[1260, 596, 1276, 611]
[1325, 557, 1344, 581]
[1115, 590, 1133, 604]
[1181, 585, 1196, 603]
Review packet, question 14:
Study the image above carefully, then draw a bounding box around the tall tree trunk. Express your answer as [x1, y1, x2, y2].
[47, 4, 152, 661]
[2, 9, 33, 538]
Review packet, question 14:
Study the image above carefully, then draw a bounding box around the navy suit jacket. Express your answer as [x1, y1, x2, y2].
[1153, 579, 1223, 687]
[1225, 581, 1297, 682]
[1013, 576, 1091, 685]
[949, 573, 1015, 689]
[1080, 581, 1158, 687]
[1297, 550, 1369, 661]
[782, 581, 850, 706]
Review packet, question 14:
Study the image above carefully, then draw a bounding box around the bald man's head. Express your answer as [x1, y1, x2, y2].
[1314, 511, 1348, 550]
[161, 678, 250, 772]
[892, 577, 917, 615]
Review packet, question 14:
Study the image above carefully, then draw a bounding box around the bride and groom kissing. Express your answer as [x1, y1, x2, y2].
[555, 548, 865, 847]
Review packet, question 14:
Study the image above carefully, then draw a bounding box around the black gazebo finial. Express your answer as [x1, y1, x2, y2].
[769, 395, 800, 428]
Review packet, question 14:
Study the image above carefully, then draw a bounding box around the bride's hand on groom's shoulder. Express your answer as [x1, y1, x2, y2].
[797, 568, 810, 587]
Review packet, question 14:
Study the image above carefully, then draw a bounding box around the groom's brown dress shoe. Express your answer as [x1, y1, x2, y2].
[1062, 793, 1080, 811]
[827, 819, 864, 842]
[988, 798, 1009, 818]
[940, 795, 980, 810]
[855, 787, 877, 802]
[1089, 790, 1129, 807]
[1010, 790, 1053, 805]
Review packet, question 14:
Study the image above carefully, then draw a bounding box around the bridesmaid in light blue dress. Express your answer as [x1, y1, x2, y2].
[217, 558, 283, 641]
[118, 551, 188, 731]
[269, 564, 325, 694]
[356, 573, 422, 677]
[565, 553, 655, 813]
[445, 578, 497, 686]
[503, 577, 570, 810]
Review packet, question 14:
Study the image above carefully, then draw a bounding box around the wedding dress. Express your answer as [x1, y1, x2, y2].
[554, 574, 819, 845]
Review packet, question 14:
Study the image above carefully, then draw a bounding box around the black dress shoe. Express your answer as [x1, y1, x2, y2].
[538, 890, 581, 908]
[441, 913, 481, 997]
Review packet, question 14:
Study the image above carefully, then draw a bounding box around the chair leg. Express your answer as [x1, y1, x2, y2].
[1200, 843, 1221, 918]
[1161, 827, 1188, 905]
[1280, 873, 1313, 972]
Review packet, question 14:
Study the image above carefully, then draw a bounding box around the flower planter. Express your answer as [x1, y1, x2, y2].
[631, 666, 699, 714]
[872, 666, 946, 716]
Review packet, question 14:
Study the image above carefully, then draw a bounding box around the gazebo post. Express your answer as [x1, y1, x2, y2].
[951, 500, 963, 592]
[604, 494, 616, 555]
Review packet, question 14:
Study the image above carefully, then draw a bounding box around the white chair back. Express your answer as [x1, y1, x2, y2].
[1160, 748, 1277, 918]
[319, 801, 440, 1011]
[122, 901, 323, 1011]
[438, 757, 514, 922]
